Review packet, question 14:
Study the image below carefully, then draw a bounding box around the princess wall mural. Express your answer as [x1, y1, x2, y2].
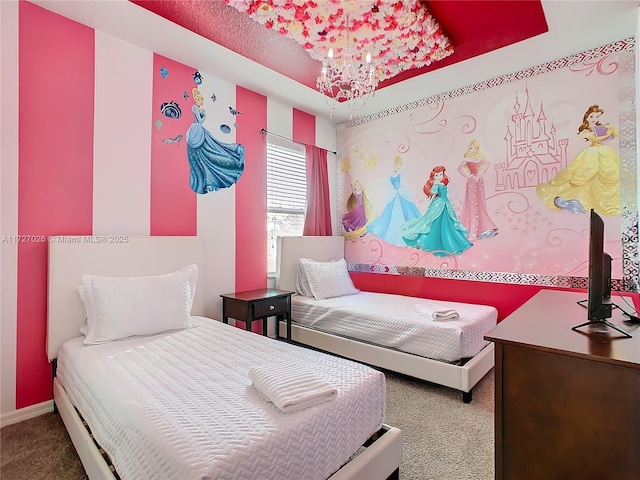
[366, 155, 421, 247]
[458, 140, 499, 240]
[337, 39, 637, 290]
[401, 166, 472, 257]
[155, 66, 246, 195]
[341, 179, 372, 241]
[536, 104, 620, 216]
[340, 156, 375, 242]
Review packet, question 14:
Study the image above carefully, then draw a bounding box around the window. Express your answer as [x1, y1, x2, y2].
[267, 140, 307, 274]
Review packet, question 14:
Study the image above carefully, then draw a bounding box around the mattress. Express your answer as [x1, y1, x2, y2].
[56, 317, 386, 480]
[292, 292, 498, 362]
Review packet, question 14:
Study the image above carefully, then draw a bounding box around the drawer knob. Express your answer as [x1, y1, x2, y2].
[269, 305, 275, 311]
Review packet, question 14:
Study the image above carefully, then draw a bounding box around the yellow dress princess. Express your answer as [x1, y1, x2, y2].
[536, 123, 620, 216]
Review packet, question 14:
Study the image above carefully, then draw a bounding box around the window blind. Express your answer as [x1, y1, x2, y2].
[266, 140, 307, 274]
[267, 142, 307, 213]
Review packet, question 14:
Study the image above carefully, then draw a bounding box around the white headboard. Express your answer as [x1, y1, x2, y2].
[47, 236, 206, 361]
[275, 236, 346, 292]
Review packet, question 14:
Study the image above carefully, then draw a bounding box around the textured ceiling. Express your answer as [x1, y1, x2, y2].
[131, 0, 549, 91]
[33, 0, 637, 122]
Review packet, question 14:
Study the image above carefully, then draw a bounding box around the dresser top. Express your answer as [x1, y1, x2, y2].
[485, 289, 640, 368]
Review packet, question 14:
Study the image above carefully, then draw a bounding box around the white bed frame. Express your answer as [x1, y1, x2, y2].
[275, 236, 495, 403]
[46, 235, 402, 480]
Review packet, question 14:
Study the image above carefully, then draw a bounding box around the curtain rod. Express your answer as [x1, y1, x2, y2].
[260, 128, 337, 155]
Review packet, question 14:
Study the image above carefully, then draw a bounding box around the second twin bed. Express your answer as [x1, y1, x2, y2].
[276, 236, 498, 403]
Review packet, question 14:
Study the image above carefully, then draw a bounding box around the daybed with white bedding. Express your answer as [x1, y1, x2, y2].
[275, 236, 497, 403]
[47, 236, 402, 480]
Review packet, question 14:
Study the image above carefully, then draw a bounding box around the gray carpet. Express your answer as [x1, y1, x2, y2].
[384, 369, 494, 480]
[0, 410, 86, 480]
[0, 370, 494, 480]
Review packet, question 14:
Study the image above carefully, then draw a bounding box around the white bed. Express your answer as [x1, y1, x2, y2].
[292, 292, 497, 362]
[47, 236, 402, 480]
[275, 236, 496, 403]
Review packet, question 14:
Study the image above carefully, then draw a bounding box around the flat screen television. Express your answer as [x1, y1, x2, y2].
[587, 209, 612, 321]
[573, 209, 630, 337]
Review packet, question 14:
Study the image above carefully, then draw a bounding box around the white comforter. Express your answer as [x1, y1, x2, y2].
[292, 292, 498, 362]
[56, 317, 386, 480]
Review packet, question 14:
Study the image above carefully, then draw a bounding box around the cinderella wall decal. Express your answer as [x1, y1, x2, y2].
[185, 87, 245, 194]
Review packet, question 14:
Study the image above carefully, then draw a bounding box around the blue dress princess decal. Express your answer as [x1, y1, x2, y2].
[401, 166, 472, 257]
[367, 169, 421, 247]
[186, 88, 245, 194]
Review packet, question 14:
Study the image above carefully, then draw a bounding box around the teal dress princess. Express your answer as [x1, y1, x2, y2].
[401, 183, 472, 257]
[367, 174, 421, 247]
[186, 104, 245, 194]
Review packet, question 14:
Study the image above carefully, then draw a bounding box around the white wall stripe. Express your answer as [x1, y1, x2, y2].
[93, 31, 152, 236]
[315, 117, 338, 237]
[265, 98, 294, 335]
[266, 97, 293, 141]
[0, 0, 19, 415]
[195, 73, 237, 320]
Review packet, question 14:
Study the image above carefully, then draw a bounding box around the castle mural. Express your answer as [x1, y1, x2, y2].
[495, 87, 569, 191]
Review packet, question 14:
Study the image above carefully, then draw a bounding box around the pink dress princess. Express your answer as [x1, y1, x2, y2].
[458, 158, 498, 240]
[342, 191, 367, 232]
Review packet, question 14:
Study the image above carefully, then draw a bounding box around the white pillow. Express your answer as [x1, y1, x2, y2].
[296, 261, 313, 296]
[299, 258, 359, 300]
[78, 264, 198, 345]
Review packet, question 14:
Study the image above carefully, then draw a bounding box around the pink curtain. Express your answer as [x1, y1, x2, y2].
[303, 145, 332, 236]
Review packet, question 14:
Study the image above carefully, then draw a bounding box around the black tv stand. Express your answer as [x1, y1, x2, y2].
[571, 319, 632, 338]
[574, 299, 632, 337]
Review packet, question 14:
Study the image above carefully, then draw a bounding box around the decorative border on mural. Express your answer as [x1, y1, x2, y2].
[336, 37, 636, 131]
[617, 46, 639, 292]
[349, 262, 427, 278]
[348, 262, 631, 293]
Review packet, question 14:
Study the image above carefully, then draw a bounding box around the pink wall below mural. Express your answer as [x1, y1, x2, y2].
[351, 271, 640, 322]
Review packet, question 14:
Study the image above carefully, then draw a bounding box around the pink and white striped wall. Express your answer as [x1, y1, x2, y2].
[0, 1, 337, 420]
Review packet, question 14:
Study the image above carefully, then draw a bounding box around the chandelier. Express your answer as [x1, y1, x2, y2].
[223, 1, 454, 119]
[316, 17, 378, 120]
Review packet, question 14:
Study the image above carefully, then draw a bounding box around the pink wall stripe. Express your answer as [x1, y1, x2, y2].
[292, 108, 316, 145]
[150, 55, 197, 236]
[17, 2, 95, 407]
[235, 87, 268, 326]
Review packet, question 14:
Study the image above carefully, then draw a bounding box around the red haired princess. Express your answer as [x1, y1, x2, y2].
[401, 166, 472, 257]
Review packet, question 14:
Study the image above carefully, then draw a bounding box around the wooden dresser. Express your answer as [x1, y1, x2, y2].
[484, 289, 640, 480]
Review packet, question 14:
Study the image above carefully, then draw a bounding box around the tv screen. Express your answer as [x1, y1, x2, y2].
[587, 209, 612, 322]
[574, 209, 631, 337]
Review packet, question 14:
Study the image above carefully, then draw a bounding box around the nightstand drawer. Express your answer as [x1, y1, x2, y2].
[253, 296, 288, 317]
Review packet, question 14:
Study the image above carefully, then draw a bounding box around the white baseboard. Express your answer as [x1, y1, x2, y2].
[1, 400, 54, 428]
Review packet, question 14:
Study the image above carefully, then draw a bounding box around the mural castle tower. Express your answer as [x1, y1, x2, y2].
[495, 86, 569, 191]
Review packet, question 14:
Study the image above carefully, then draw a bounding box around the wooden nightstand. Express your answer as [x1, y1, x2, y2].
[220, 289, 294, 340]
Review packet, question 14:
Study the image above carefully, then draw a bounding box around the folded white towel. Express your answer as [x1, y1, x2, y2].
[248, 363, 338, 413]
[415, 303, 460, 321]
